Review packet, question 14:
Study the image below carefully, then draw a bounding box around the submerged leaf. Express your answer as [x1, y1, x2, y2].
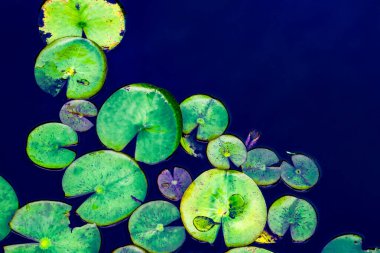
[193, 216, 219, 232]
[60, 100, 98, 132]
[157, 167, 192, 201]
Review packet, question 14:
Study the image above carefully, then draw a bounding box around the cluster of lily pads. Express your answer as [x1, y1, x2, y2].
[0, 0, 378, 252]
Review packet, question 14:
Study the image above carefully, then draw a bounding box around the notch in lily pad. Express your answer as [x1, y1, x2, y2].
[4, 201, 100, 253]
[180, 132, 206, 158]
[0, 177, 18, 241]
[281, 153, 320, 191]
[226, 247, 274, 253]
[113, 245, 146, 253]
[39, 0, 126, 50]
[268, 195, 317, 243]
[26, 122, 78, 169]
[158, 167, 192, 201]
[35, 37, 107, 99]
[60, 100, 98, 132]
[129, 201, 186, 253]
[206, 135, 247, 169]
[322, 234, 380, 253]
[62, 150, 147, 226]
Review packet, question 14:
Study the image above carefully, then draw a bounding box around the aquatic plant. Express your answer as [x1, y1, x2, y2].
[321, 234, 380, 253]
[0, 177, 18, 241]
[226, 247, 274, 253]
[157, 167, 192, 201]
[113, 245, 146, 253]
[59, 100, 98, 132]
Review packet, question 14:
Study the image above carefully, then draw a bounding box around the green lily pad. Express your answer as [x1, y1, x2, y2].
[322, 234, 380, 253]
[4, 201, 100, 253]
[226, 247, 274, 253]
[26, 122, 78, 169]
[180, 133, 205, 158]
[35, 37, 107, 99]
[129, 201, 186, 253]
[39, 0, 125, 50]
[180, 94, 229, 141]
[97, 84, 182, 165]
[241, 148, 281, 186]
[206, 135, 247, 169]
[0, 177, 18, 241]
[59, 100, 98, 132]
[280, 154, 320, 190]
[62, 150, 147, 226]
[180, 169, 267, 247]
[267, 196, 317, 242]
[113, 245, 146, 253]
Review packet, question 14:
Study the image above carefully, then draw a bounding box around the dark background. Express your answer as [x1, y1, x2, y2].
[1, 0, 380, 252]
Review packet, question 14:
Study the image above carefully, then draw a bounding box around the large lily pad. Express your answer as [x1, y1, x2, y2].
[180, 95, 229, 141]
[322, 234, 380, 253]
[4, 201, 100, 253]
[0, 177, 18, 241]
[226, 247, 274, 253]
[59, 100, 98, 132]
[129, 201, 186, 253]
[97, 84, 182, 165]
[180, 169, 267, 247]
[267, 196, 317, 242]
[157, 167, 192, 201]
[62, 150, 147, 226]
[35, 37, 107, 99]
[206, 135, 247, 169]
[39, 0, 125, 50]
[241, 148, 281, 186]
[113, 245, 146, 253]
[26, 123, 78, 169]
[281, 154, 320, 191]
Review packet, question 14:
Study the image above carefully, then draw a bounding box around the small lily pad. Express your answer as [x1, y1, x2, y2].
[206, 135, 247, 169]
[26, 122, 78, 169]
[39, 0, 126, 50]
[322, 234, 380, 253]
[35, 37, 107, 99]
[241, 148, 281, 186]
[267, 196, 317, 242]
[226, 247, 274, 253]
[60, 100, 98, 132]
[281, 154, 320, 190]
[129, 200, 186, 253]
[0, 177, 18, 241]
[180, 94, 229, 141]
[97, 84, 182, 165]
[157, 167, 192, 201]
[180, 169, 267, 247]
[4, 201, 100, 253]
[62, 150, 147, 226]
[113, 245, 146, 253]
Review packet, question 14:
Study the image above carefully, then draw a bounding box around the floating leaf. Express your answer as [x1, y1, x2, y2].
[59, 100, 98, 132]
[180, 94, 229, 141]
[35, 37, 107, 99]
[193, 216, 219, 232]
[4, 201, 100, 253]
[206, 135, 247, 169]
[26, 122, 78, 169]
[39, 0, 125, 50]
[322, 234, 380, 253]
[62, 150, 147, 226]
[180, 133, 205, 158]
[129, 201, 186, 253]
[0, 177, 18, 241]
[113, 245, 146, 253]
[180, 169, 267, 247]
[157, 167, 192, 201]
[97, 84, 182, 165]
[281, 154, 320, 190]
[267, 196, 317, 242]
[241, 148, 281, 186]
[255, 229, 278, 244]
[226, 247, 274, 253]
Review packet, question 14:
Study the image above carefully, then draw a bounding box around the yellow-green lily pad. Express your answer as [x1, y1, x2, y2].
[62, 150, 147, 226]
[35, 37, 107, 99]
[113, 245, 146, 253]
[59, 100, 98, 132]
[180, 169, 267, 247]
[4, 201, 100, 253]
[322, 234, 380, 253]
[226, 247, 274, 253]
[0, 177, 18, 241]
[39, 0, 125, 50]
[129, 201, 186, 253]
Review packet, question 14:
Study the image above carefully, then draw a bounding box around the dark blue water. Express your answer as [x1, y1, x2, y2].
[1, 0, 380, 252]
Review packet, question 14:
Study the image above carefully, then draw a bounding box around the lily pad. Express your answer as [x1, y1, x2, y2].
[59, 100, 98, 132]
[244, 130, 261, 150]
[267, 196, 317, 242]
[0, 177, 18, 241]
[62, 150, 147, 226]
[113, 245, 146, 253]
[39, 0, 125, 50]
[280, 154, 320, 190]
[26, 122, 78, 169]
[4, 201, 100, 253]
[97, 84, 182, 165]
[129, 200, 186, 253]
[157, 167, 192, 201]
[322, 234, 380, 253]
[226, 247, 274, 253]
[255, 229, 279, 244]
[180, 94, 229, 141]
[180, 133, 205, 158]
[206, 135, 247, 169]
[180, 169, 267, 247]
[241, 148, 281, 186]
[35, 37, 107, 99]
